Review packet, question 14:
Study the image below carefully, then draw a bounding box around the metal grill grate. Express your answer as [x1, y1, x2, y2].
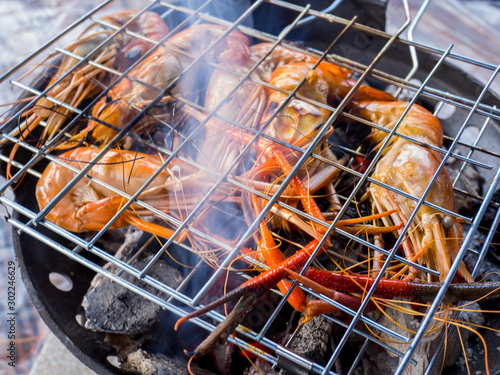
[1, 1, 500, 374]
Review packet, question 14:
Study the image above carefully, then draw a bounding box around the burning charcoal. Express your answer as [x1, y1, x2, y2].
[122, 349, 216, 375]
[83, 256, 182, 336]
[352, 354, 397, 375]
[462, 226, 500, 314]
[377, 305, 445, 375]
[479, 189, 500, 249]
[358, 345, 399, 375]
[279, 316, 334, 375]
[441, 302, 484, 366]
[90, 227, 144, 291]
[444, 314, 500, 375]
[95, 226, 144, 257]
[481, 189, 500, 224]
[209, 341, 234, 375]
[328, 123, 371, 161]
[375, 300, 484, 375]
[463, 225, 500, 282]
[105, 333, 143, 362]
[244, 358, 279, 375]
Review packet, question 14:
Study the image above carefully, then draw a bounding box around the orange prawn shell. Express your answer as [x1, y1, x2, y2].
[73, 24, 250, 147]
[35, 147, 170, 233]
[370, 139, 466, 281]
[263, 61, 350, 146]
[371, 140, 456, 216]
[358, 101, 444, 150]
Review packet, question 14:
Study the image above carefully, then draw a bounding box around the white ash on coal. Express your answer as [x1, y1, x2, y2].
[82, 255, 182, 335]
[358, 300, 485, 375]
[82, 227, 183, 337]
[279, 316, 336, 375]
[244, 358, 278, 375]
[121, 349, 216, 375]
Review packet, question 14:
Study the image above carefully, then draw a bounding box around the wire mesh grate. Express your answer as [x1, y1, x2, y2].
[0, 1, 499, 374]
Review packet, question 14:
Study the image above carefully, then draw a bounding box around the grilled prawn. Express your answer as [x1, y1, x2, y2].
[5, 10, 169, 178]
[174, 56, 404, 346]
[196, 43, 346, 170]
[261, 62, 475, 283]
[356, 101, 473, 282]
[35, 147, 231, 237]
[68, 24, 250, 147]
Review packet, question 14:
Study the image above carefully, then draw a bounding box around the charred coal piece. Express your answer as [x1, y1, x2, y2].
[121, 349, 216, 375]
[83, 256, 183, 336]
[208, 341, 235, 375]
[353, 345, 399, 375]
[105, 333, 143, 364]
[279, 316, 335, 375]
[244, 358, 279, 375]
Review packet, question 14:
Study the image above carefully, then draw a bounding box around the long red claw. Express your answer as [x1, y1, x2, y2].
[286, 269, 376, 313]
[250, 194, 309, 313]
[174, 284, 255, 331]
[188, 293, 258, 358]
[176, 240, 323, 330]
[301, 269, 500, 303]
[302, 268, 436, 300]
[272, 147, 327, 224]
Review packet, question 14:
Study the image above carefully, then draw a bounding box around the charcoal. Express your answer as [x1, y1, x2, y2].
[279, 315, 334, 375]
[352, 354, 395, 375]
[95, 226, 144, 257]
[105, 333, 143, 363]
[374, 300, 482, 375]
[122, 349, 216, 375]
[463, 226, 500, 283]
[478, 189, 500, 253]
[209, 341, 233, 375]
[83, 256, 182, 336]
[244, 358, 278, 375]
[328, 121, 371, 160]
[481, 189, 500, 225]
[365, 346, 399, 375]
[445, 314, 500, 375]
[89, 226, 144, 290]
[353, 352, 399, 375]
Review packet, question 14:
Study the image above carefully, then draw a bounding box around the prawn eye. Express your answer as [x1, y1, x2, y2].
[266, 101, 279, 116]
[443, 215, 454, 229]
[125, 46, 142, 63]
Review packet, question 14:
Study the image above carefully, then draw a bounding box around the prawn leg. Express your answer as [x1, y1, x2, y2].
[177, 256, 500, 358]
[174, 239, 323, 332]
[56, 194, 177, 239]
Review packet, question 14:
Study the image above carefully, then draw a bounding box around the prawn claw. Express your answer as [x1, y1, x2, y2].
[182, 293, 258, 358]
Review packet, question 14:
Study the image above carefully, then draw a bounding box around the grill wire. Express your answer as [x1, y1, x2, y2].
[1, 1, 500, 374]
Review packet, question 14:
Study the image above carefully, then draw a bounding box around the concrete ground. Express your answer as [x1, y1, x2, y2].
[29, 333, 96, 375]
